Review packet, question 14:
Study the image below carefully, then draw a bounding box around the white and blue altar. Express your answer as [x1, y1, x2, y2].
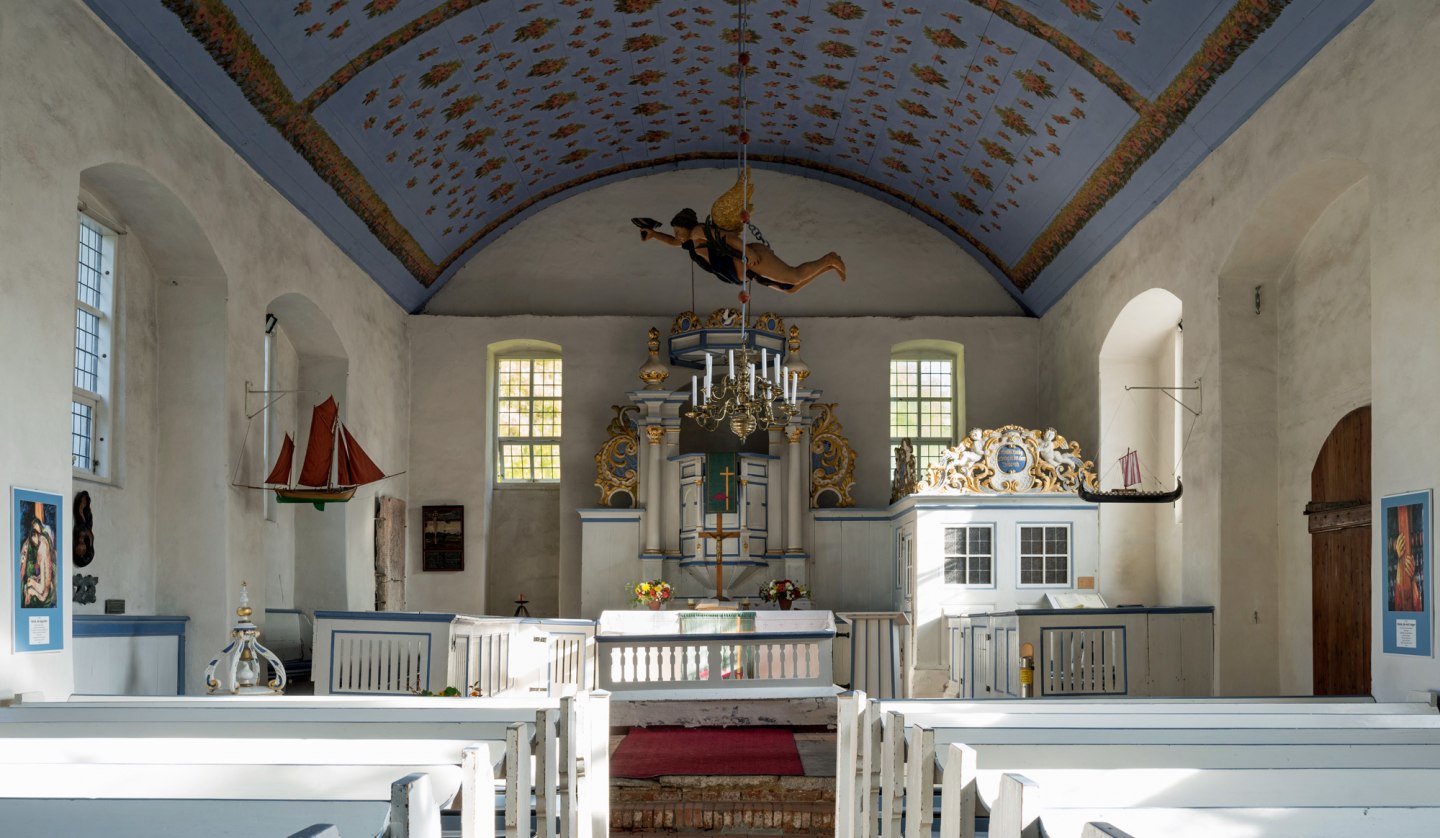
[579, 310, 855, 615]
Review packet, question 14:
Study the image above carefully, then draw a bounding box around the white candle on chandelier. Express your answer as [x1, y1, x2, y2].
[749, 364, 756, 396]
[691, 375, 698, 406]
[728, 349, 735, 379]
[774, 353, 781, 384]
[705, 351, 713, 385]
[760, 347, 768, 382]
[782, 366, 790, 402]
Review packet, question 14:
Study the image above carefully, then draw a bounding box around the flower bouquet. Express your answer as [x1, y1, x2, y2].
[759, 579, 810, 609]
[630, 579, 673, 610]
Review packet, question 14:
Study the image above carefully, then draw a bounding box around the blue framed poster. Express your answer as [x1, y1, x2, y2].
[1382, 490, 1432, 657]
[13, 488, 63, 653]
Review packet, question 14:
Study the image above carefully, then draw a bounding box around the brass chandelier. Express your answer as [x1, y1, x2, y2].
[687, 346, 799, 440]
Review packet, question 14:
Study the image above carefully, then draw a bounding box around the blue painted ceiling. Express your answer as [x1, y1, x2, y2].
[87, 0, 1370, 314]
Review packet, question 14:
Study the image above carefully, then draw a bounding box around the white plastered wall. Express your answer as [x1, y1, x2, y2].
[1038, 2, 1423, 696]
[0, 1, 410, 697]
[408, 313, 1040, 619]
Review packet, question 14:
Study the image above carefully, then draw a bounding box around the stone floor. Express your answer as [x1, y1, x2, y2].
[609, 729, 837, 835]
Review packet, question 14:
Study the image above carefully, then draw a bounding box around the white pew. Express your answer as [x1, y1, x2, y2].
[880, 698, 1433, 714]
[0, 693, 609, 838]
[837, 696, 1440, 838]
[991, 768, 1440, 838]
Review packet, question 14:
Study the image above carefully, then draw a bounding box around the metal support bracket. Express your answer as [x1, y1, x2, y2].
[1125, 377, 1202, 417]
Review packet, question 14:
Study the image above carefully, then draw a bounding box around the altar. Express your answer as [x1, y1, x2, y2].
[579, 311, 858, 615]
[595, 608, 837, 697]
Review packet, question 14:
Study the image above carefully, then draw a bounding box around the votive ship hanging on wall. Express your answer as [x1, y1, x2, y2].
[263, 396, 392, 510]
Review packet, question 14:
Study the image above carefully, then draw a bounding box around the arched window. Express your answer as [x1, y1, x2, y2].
[495, 351, 563, 482]
[889, 342, 964, 475]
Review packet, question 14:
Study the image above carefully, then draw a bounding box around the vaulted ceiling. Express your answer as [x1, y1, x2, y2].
[88, 0, 1369, 314]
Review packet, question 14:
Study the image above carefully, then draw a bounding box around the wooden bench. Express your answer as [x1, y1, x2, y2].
[0, 693, 611, 838]
[835, 693, 1440, 838]
[990, 767, 1440, 838]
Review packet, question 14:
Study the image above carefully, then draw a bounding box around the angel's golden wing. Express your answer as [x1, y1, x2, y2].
[709, 169, 755, 233]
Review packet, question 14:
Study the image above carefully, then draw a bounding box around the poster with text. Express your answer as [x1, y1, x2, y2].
[1382, 490, 1432, 656]
[13, 487, 64, 653]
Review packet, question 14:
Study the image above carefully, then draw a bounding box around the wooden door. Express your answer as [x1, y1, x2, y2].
[1306, 406, 1370, 696]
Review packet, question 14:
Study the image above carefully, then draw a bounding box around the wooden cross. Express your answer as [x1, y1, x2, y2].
[698, 466, 737, 601]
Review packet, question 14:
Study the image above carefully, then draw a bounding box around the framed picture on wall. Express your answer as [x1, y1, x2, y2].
[1381, 490, 1432, 657]
[13, 487, 64, 653]
[422, 505, 464, 572]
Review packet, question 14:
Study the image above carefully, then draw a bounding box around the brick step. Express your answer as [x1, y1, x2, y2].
[611, 775, 836, 834]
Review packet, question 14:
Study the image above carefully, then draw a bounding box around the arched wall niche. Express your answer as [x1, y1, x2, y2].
[1215, 158, 1371, 695]
[78, 162, 230, 695]
[263, 292, 350, 614]
[484, 339, 564, 617]
[1096, 288, 1184, 609]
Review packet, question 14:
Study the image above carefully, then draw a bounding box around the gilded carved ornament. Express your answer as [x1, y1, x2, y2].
[593, 405, 640, 507]
[912, 425, 1099, 496]
[645, 425, 666, 444]
[638, 326, 669, 389]
[809, 403, 856, 508]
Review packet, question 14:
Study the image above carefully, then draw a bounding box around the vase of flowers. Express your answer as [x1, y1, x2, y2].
[630, 579, 673, 610]
[760, 579, 809, 610]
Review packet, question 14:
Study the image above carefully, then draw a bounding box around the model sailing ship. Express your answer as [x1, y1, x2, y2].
[262, 396, 391, 509]
[1077, 448, 1182, 504]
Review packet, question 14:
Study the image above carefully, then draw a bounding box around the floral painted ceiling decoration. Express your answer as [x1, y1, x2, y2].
[87, 0, 1369, 313]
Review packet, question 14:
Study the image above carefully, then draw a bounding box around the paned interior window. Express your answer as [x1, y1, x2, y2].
[890, 355, 955, 476]
[73, 214, 114, 476]
[496, 356, 562, 482]
[944, 525, 994, 585]
[1019, 525, 1070, 586]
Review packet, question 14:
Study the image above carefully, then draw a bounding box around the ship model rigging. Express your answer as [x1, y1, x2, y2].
[1077, 448, 1182, 504]
[250, 396, 394, 510]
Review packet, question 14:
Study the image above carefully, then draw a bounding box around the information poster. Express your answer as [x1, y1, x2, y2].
[1382, 490, 1432, 657]
[13, 487, 64, 653]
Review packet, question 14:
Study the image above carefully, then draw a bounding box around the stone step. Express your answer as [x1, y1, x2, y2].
[611, 775, 835, 834]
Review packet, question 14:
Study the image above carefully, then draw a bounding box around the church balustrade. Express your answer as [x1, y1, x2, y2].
[313, 611, 596, 697]
[595, 609, 836, 694]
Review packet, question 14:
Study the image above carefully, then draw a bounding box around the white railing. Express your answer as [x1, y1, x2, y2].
[837, 612, 910, 699]
[314, 612, 597, 698]
[595, 609, 836, 693]
[1041, 626, 1125, 696]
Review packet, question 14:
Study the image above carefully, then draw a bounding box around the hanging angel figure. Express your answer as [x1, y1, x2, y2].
[632, 171, 845, 294]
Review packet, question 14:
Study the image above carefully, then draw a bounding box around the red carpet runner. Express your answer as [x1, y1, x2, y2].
[610, 726, 804, 779]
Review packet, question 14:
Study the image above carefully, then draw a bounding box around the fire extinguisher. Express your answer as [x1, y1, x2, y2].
[1019, 641, 1036, 698]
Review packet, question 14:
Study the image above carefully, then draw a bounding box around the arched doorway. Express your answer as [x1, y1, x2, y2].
[1306, 406, 1371, 695]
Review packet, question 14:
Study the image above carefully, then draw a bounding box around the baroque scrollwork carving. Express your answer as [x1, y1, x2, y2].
[809, 403, 856, 508]
[594, 405, 640, 506]
[916, 425, 1098, 495]
[891, 438, 918, 504]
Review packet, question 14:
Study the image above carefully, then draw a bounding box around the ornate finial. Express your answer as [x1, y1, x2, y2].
[236, 581, 253, 619]
[786, 324, 811, 382]
[204, 582, 286, 696]
[638, 326, 670, 389]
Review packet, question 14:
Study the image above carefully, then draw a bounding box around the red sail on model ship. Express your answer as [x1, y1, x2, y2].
[264, 396, 390, 509]
[1120, 449, 1142, 489]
